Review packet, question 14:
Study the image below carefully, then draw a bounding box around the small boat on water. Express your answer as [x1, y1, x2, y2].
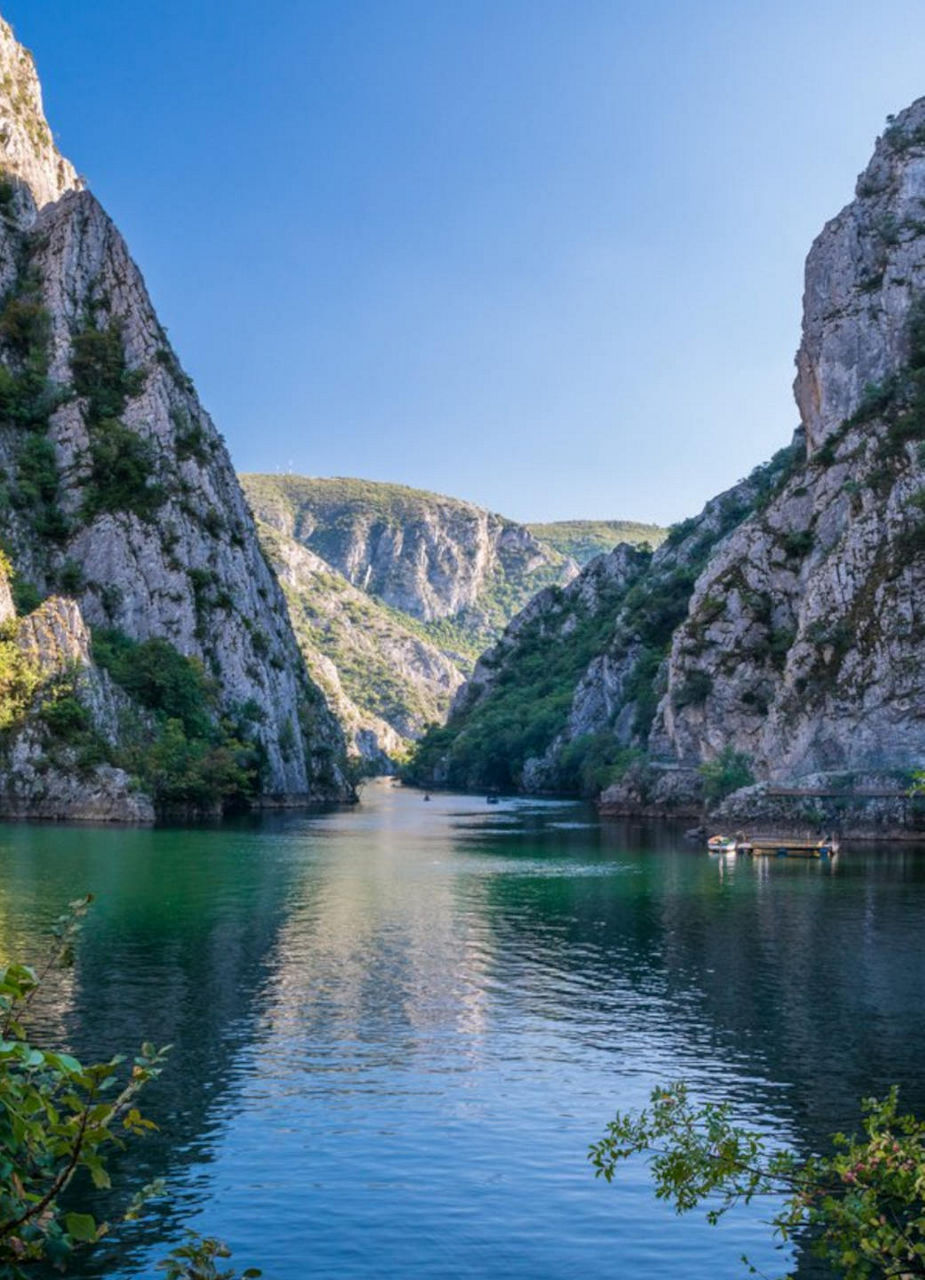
[707, 834, 739, 854]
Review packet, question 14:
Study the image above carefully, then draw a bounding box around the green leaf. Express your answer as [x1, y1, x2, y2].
[64, 1212, 99, 1243]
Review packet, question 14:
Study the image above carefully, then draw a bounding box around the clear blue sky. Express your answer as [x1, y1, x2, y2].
[7, 1, 925, 524]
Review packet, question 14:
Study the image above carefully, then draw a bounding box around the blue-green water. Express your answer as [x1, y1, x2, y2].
[1, 779, 924, 1278]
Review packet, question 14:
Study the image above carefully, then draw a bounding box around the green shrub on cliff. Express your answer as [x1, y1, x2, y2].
[0, 281, 70, 551]
[71, 318, 163, 521]
[558, 735, 644, 795]
[10, 576, 41, 616]
[0, 622, 39, 732]
[92, 629, 260, 811]
[70, 319, 146, 420]
[699, 746, 754, 803]
[92, 630, 214, 737]
[81, 418, 163, 521]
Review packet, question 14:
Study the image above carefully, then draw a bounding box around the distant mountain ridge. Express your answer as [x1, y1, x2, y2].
[242, 475, 575, 648]
[241, 475, 663, 766]
[526, 520, 667, 564]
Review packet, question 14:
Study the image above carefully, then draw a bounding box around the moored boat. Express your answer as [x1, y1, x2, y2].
[707, 834, 738, 854]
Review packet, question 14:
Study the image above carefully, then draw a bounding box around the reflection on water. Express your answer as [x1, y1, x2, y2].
[1, 780, 924, 1278]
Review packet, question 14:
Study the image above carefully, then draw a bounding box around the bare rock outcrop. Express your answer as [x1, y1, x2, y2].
[0, 592, 154, 822]
[0, 17, 80, 213]
[242, 475, 576, 634]
[256, 517, 464, 766]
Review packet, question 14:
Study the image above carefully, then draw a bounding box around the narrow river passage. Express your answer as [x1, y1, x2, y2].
[1, 780, 923, 1278]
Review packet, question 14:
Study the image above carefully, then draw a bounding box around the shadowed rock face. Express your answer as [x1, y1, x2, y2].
[0, 15, 353, 815]
[415, 102, 925, 813]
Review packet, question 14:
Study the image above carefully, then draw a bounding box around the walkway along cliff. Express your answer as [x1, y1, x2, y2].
[408, 98, 925, 838]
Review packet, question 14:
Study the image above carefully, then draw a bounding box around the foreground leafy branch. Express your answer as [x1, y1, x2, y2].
[589, 1082, 925, 1279]
[158, 1232, 262, 1280]
[0, 897, 260, 1278]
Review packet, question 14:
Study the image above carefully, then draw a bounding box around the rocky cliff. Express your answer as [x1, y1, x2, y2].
[657, 100, 925, 789]
[253, 515, 464, 767]
[0, 15, 352, 818]
[241, 474, 579, 765]
[242, 476, 577, 657]
[408, 446, 798, 794]
[411, 99, 925, 832]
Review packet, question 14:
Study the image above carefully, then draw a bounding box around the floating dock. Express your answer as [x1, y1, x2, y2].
[706, 834, 839, 858]
[746, 837, 839, 859]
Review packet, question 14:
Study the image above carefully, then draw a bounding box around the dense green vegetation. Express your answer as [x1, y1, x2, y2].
[591, 1081, 925, 1279]
[71, 318, 163, 520]
[0, 273, 70, 562]
[699, 747, 754, 802]
[92, 629, 261, 811]
[0, 619, 39, 733]
[407, 441, 804, 795]
[405, 559, 649, 791]
[557, 736, 645, 795]
[526, 519, 667, 564]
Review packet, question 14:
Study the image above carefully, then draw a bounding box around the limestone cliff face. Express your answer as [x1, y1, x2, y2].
[409, 455, 791, 795]
[414, 99, 925, 817]
[243, 476, 576, 638]
[0, 17, 80, 213]
[659, 103, 925, 784]
[0, 576, 154, 821]
[796, 97, 925, 453]
[254, 516, 464, 766]
[242, 474, 575, 768]
[0, 15, 352, 814]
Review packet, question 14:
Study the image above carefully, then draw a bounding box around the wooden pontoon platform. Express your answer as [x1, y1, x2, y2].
[746, 836, 839, 858]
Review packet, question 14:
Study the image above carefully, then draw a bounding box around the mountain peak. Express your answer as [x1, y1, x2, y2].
[0, 14, 81, 212]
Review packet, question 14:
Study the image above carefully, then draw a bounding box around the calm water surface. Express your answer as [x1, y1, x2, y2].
[1, 780, 924, 1278]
